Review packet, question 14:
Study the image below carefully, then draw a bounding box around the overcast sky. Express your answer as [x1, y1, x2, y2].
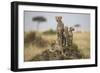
[24, 11, 90, 32]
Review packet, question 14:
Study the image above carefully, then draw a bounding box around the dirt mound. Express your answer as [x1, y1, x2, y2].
[29, 44, 84, 61]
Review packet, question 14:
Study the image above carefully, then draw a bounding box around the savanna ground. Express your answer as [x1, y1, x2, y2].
[24, 31, 90, 61]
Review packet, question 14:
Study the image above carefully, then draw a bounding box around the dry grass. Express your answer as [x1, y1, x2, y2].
[73, 32, 90, 49]
[24, 44, 47, 61]
[24, 32, 90, 61]
[41, 34, 57, 44]
[73, 32, 90, 58]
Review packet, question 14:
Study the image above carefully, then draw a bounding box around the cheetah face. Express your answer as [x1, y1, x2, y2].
[55, 16, 62, 22]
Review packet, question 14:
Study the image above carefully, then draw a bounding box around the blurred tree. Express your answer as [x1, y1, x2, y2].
[43, 29, 56, 35]
[32, 16, 46, 31]
[74, 24, 80, 32]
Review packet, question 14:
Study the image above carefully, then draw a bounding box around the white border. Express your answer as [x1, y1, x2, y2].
[18, 5, 95, 68]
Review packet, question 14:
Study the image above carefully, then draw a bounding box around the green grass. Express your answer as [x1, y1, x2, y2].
[43, 29, 56, 35]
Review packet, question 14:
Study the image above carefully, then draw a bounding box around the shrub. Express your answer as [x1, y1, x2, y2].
[43, 29, 56, 35]
[24, 31, 48, 48]
[34, 36, 48, 47]
[24, 32, 36, 44]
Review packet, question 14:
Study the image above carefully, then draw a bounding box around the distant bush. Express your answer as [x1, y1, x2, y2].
[33, 36, 48, 47]
[43, 29, 56, 35]
[24, 31, 48, 48]
[24, 32, 36, 44]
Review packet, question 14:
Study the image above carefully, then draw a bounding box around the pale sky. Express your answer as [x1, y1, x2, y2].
[24, 11, 90, 32]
